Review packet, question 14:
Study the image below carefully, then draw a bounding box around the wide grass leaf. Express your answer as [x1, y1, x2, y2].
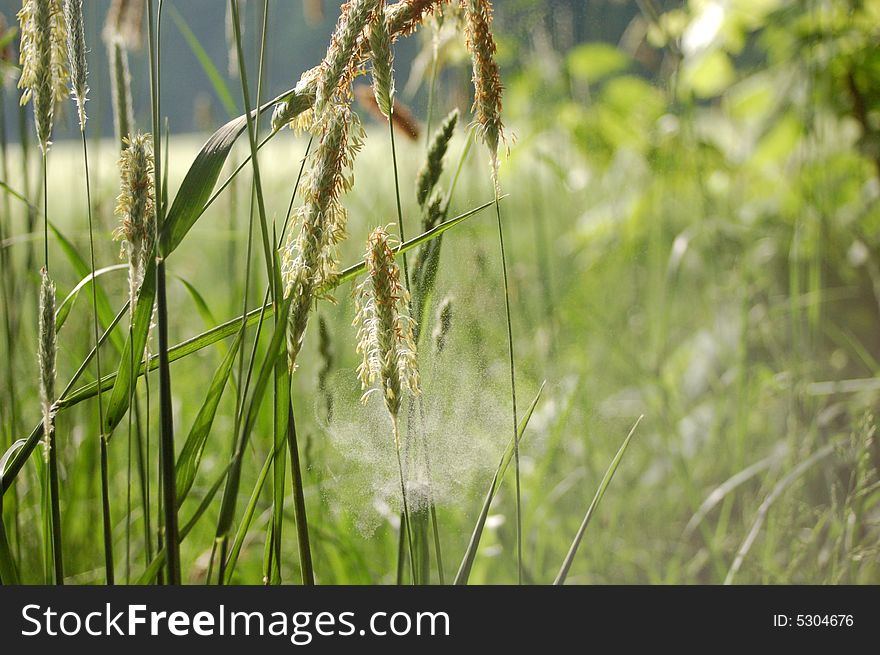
[175, 332, 242, 504]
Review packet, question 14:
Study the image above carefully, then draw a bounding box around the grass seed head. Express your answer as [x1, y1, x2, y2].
[355, 226, 421, 425]
[18, 0, 69, 153]
[63, 0, 88, 130]
[283, 104, 364, 370]
[369, 0, 394, 118]
[38, 267, 56, 457]
[416, 107, 458, 206]
[462, 0, 504, 186]
[315, 0, 381, 113]
[113, 132, 155, 319]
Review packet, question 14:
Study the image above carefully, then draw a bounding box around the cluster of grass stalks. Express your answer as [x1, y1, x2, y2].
[0, 0, 639, 586]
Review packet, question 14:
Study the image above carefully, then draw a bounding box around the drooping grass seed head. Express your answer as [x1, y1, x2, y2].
[369, 0, 394, 118]
[276, 0, 443, 129]
[283, 104, 364, 371]
[462, 0, 504, 186]
[18, 0, 70, 153]
[354, 226, 420, 428]
[392, 0, 443, 38]
[38, 267, 56, 458]
[113, 132, 155, 319]
[416, 107, 458, 207]
[314, 0, 380, 113]
[63, 0, 88, 130]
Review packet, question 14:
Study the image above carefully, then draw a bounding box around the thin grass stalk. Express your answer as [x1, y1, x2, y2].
[213, 0, 278, 585]
[230, 0, 275, 298]
[66, 0, 115, 583]
[461, 0, 520, 583]
[392, 418, 417, 583]
[286, 401, 314, 584]
[147, 0, 179, 585]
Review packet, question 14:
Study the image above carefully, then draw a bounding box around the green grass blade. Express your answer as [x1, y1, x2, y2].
[0, 510, 19, 584]
[168, 6, 238, 118]
[553, 415, 643, 585]
[454, 381, 546, 585]
[158, 90, 289, 257]
[267, 340, 290, 584]
[333, 197, 501, 289]
[1, 440, 26, 585]
[104, 257, 157, 435]
[55, 264, 127, 332]
[50, 223, 126, 352]
[175, 332, 242, 504]
[215, 296, 291, 543]
[222, 442, 278, 584]
[136, 460, 231, 585]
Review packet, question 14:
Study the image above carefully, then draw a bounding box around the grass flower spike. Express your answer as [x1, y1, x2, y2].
[283, 104, 364, 370]
[63, 0, 88, 130]
[18, 0, 69, 152]
[462, 0, 503, 184]
[38, 267, 56, 457]
[369, 0, 394, 118]
[355, 226, 420, 429]
[315, 0, 381, 113]
[113, 133, 155, 319]
[416, 108, 458, 207]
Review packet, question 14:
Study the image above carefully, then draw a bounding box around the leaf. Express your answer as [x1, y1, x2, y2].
[168, 6, 239, 118]
[176, 276, 219, 328]
[50, 223, 126, 352]
[0, 439, 26, 585]
[454, 382, 546, 585]
[222, 443, 279, 583]
[175, 332, 242, 504]
[103, 257, 157, 435]
[136, 461, 231, 585]
[0, 512, 19, 585]
[554, 416, 643, 585]
[215, 296, 292, 543]
[158, 90, 292, 257]
[683, 50, 736, 98]
[55, 264, 127, 332]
